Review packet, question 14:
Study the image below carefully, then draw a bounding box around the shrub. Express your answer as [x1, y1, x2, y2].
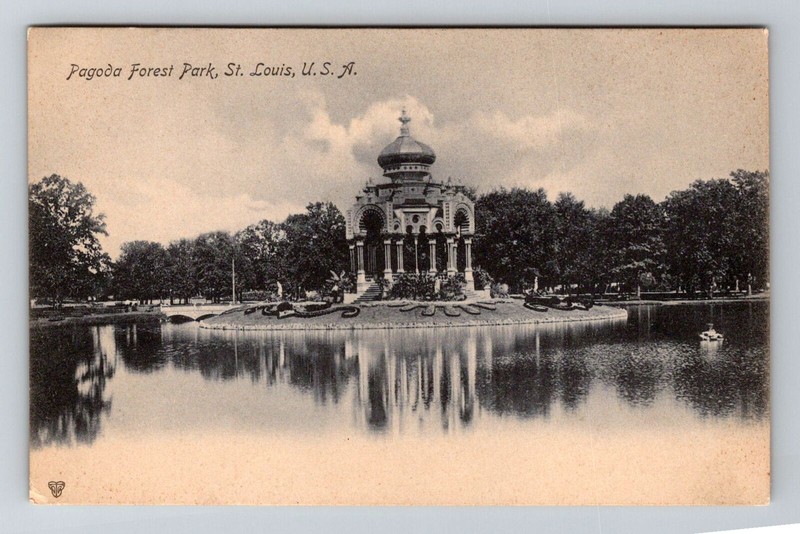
[472, 267, 493, 290]
[490, 282, 510, 298]
[437, 273, 466, 301]
[321, 271, 356, 302]
[376, 277, 393, 300]
[385, 273, 468, 301]
[241, 290, 275, 302]
[389, 273, 436, 301]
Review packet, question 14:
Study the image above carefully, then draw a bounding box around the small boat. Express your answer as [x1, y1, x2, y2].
[699, 323, 723, 341]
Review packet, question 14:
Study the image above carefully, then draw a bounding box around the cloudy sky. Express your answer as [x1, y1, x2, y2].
[29, 28, 769, 258]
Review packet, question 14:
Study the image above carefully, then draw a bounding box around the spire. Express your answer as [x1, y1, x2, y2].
[398, 108, 411, 136]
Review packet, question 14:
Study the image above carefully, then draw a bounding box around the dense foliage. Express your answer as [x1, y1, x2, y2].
[474, 187, 557, 290]
[389, 273, 437, 301]
[474, 170, 769, 296]
[386, 273, 467, 301]
[29, 169, 769, 303]
[110, 202, 349, 302]
[29, 175, 110, 304]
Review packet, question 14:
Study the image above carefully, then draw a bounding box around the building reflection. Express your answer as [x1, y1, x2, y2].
[345, 330, 480, 434]
[29, 304, 770, 446]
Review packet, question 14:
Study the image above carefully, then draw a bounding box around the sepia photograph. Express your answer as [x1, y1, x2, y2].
[27, 27, 769, 505]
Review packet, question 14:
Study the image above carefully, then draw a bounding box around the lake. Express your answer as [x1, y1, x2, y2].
[29, 301, 769, 505]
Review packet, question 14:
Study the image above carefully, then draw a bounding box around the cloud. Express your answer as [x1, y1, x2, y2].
[470, 108, 590, 152]
[98, 175, 303, 258]
[33, 89, 595, 259]
[287, 95, 594, 203]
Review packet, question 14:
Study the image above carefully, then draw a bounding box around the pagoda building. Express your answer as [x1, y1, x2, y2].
[346, 110, 476, 296]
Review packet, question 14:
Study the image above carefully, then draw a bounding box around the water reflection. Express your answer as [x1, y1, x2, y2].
[30, 326, 116, 447]
[30, 302, 769, 447]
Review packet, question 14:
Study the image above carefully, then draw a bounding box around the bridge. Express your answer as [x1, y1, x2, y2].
[161, 304, 239, 322]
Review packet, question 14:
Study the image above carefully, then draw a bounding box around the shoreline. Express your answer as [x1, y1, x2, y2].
[600, 295, 769, 306]
[29, 311, 164, 330]
[200, 300, 628, 331]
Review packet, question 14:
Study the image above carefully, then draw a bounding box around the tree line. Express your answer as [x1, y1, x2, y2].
[29, 170, 768, 305]
[474, 169, 769, 296]
[110, 202, 348, 303]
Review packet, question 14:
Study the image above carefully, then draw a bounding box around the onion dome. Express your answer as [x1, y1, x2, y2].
[377, 110, 436, 177]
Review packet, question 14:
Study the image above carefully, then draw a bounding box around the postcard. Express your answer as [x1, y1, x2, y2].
[28, 27, 769, 505]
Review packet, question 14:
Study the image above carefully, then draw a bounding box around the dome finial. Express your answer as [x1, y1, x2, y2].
[398, 108, 411, 136]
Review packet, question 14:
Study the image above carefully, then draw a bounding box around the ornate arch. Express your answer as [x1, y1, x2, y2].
[453, 204, 473, 234]
[355, 204, 386, 234]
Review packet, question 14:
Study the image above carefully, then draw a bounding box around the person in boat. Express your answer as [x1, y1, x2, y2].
[701, 323, 723, 340]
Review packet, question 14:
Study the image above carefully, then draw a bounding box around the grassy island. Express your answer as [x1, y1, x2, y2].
[200, 299, 628, 331]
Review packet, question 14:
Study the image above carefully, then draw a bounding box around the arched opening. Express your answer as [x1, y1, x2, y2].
[457, 238, 467, 272]
[419, 226, 430, 273]
[454, 208, 470, 236]
[453, 209, 471, 272]
[168, 314, 197, 324]
[435, 226, 447, 274]
[403, 226, 416, 273]
[359, 208, 385, 278]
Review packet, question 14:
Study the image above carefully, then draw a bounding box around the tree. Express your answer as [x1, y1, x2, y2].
[662, 174, 761, 295]
[553, 192, 595, 292]
[236, 219, 282, 293]
[165, 239, 196, 304]
[608, 194, 665, 295]
[29, 174, 110, 304]
[474, 187, 558, 291]
[583, 208, 615, 296]
[272, 202, 348, 299]
[729, 169, 769, 291]
[193, 231, 239, 302]
[113, 241, 169, 303]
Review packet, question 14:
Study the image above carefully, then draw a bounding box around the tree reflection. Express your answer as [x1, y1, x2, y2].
[116, 324, 167, 373]
[30, 326, 115, 447]
[672, 347, 769, 419]
[281, 336, 354, 405]
[609, 352, 664, 407]
[558, 352, 592, 410]
[29, 303, 770, 444]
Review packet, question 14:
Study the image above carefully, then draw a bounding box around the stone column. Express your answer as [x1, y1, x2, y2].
[349, 244, 355, 275]
[428, 239, 437, 275]
[464, 237, 474, 290]
[356, 240, 367, 291]
[383, 239, 393, 276]
[414, 236, 419, 274]
[446, 237, 456, 275]
[396, 239, 404, 273]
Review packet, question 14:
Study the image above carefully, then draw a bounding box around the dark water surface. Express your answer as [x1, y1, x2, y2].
[30, 302, 769, 448]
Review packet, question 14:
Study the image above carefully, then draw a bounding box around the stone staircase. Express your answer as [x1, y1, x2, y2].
[353, 282, 382, 303]
[464, 286, 492, 301]
[463, 288, 479, 300]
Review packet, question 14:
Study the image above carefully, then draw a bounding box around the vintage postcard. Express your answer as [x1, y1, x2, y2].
[28, 28, 769, 505]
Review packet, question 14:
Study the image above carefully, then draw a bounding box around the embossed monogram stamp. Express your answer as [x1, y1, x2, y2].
[48, 481, 65, 498]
